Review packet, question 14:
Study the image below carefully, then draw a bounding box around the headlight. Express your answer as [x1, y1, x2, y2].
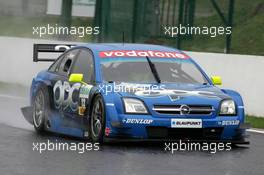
[219, 99, 236, 115]
[123, 98, 148, 114]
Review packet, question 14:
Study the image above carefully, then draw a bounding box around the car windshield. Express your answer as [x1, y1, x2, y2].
[100, 57, 208, 84]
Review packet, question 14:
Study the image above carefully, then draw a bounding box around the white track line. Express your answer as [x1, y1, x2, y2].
[247, 129, 264, 134]
[0, 94, 26, 100]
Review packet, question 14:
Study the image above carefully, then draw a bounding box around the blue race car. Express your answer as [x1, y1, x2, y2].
[21, 43, 250, 143]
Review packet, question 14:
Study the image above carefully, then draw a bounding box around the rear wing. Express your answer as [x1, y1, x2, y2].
[33, 44, 76, 62]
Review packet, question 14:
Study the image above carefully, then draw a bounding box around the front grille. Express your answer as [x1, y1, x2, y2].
[153, 105, 214, 115]
[146, 127, 223, 140]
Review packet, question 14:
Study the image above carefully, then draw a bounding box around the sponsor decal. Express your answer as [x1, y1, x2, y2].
[84, 131, 89, 137]
[171, 119, 202, 128]
[122, 118, 153, 125]
[219, 120, 240, 126]
[78, 98, 86, 116]
[106, 103, 115, 106]
[79, 84, 93, 98]
[79, 85, 93, 115]
[99, 50, 189, 59]
[105, 127, 111, 136]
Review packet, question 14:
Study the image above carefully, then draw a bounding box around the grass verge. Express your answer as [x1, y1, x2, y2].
[246, 115, 264, 129]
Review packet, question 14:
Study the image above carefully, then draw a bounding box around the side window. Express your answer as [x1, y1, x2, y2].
[48, 54, 64, 72]
[71, 49, 95, 83]
[58, 49, 79, 76]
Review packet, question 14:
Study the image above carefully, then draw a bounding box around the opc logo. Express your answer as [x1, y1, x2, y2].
[53, 80, 81, 111]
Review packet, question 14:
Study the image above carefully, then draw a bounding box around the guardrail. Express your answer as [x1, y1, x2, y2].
[0, 36, 263, 116]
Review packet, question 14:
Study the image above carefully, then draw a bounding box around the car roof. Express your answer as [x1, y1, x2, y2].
[76, 43, 184, 53]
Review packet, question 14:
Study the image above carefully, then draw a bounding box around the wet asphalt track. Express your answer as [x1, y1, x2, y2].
[0, 86, 264, 175]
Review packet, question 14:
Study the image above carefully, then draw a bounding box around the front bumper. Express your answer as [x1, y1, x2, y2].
[106, 114, 250, 144]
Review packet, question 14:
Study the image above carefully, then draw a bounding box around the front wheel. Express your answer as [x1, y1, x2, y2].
[90, 95, 105, 143]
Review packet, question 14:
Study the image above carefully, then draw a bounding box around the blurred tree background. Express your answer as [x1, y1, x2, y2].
[0, 0, 263, 55]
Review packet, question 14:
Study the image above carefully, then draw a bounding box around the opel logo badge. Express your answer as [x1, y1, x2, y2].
[180, 105, 190, 115]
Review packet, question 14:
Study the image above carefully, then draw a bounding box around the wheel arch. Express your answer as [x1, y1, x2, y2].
[88, 91, 104, 117]
[31, 79, 54, 109]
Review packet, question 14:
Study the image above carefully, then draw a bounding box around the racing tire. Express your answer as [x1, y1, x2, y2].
[32, 86, 50, 134]
[90, 95, 105, 143]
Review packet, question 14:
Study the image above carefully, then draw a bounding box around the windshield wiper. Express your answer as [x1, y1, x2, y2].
[146, 56, 161, 83]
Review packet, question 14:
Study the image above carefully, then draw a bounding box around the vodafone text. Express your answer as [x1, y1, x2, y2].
[99, 50, 189, 59]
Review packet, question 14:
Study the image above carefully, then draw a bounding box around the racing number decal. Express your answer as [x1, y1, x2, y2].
[78, 84, 93, 115]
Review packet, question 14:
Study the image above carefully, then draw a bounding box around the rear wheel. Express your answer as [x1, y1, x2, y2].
[90, 95, 105, 143]
[33, 87, 49, 133]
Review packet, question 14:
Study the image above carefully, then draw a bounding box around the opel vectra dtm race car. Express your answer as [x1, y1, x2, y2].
[21, 43, 250, 144]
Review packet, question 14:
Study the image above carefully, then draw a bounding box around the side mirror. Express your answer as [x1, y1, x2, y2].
[211, 76, 222, 85]
[69, 73, 83, 83]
